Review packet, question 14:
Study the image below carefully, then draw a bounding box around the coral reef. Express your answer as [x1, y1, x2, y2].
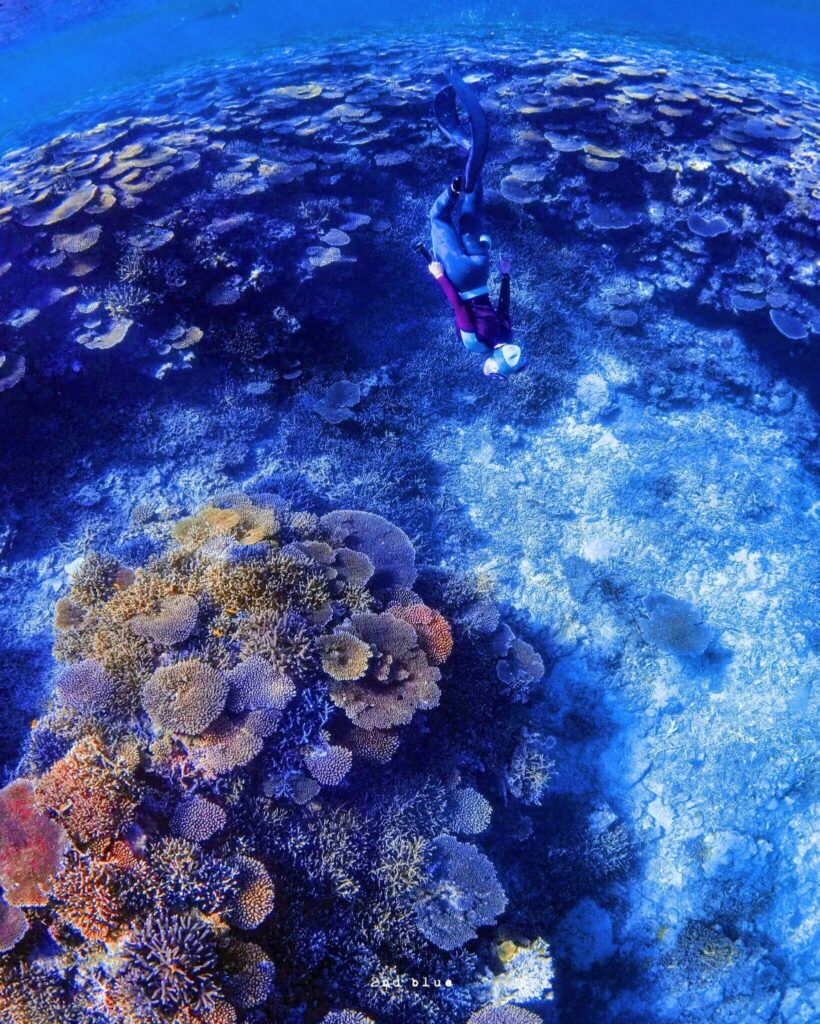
[0, 495, 550, 1024]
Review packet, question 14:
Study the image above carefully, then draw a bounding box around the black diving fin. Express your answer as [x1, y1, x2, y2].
[433, 67, 489, 192]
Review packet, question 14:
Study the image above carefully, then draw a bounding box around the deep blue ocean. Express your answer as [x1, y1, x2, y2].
[0, 2, 817, 1024]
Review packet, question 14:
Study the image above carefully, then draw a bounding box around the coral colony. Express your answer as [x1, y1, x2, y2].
[0, 26, 817, 1024]
[0, 496, 549, 1021]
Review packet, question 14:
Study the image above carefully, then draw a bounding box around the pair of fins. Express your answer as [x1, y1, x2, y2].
[434, 68, 488, 192]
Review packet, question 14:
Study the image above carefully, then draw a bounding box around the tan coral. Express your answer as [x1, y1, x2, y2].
[328, 613, 441, 730]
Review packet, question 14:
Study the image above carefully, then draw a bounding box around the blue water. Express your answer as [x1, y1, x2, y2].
[0, 3, 817, 1024]
[1, 0, 819, 148]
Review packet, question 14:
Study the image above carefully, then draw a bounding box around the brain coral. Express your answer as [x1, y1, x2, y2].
[2, 492, 550, 1024]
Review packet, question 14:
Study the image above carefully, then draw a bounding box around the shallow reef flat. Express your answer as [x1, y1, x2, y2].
[0, 31, 817, 393]
[0, 28, 817, 1024]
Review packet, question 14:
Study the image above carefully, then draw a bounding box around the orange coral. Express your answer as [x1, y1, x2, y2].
[225, 856, 275, 929]
[50, 852, 126, 942]
[391, 603, 454, 665]
[0, 778, 67, 906]
[35, 736, 138, 855]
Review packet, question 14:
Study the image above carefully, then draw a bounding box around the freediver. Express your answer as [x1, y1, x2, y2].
[425, 68, 524, 377]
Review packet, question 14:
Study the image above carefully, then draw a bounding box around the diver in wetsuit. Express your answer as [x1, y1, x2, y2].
[427, 68, 524, 376]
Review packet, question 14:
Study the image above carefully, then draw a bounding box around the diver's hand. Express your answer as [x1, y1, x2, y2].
[498, 256, 512, 275]
[429, 261, 445, 279]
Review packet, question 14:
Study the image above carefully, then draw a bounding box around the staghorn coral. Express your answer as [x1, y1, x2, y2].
[50, 851, 125, 941]
[35, 735, 139, 854]
[69, 552, 128, 607]
[506, 732, 555, 807]
[143, 659, 229, 735]
[120, 910, 221, 1017]
[0, 778, 68, 906]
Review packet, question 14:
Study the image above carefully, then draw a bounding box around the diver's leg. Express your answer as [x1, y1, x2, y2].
[430, 185, 474, 290]
[446, 68, 489, 193]
[459, 179, 485, 256]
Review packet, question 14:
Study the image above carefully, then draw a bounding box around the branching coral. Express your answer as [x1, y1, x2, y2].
[120, 910, 221, 1017]
[506, 732, 555, 807]
[50, 851, 126, 941]
[35, 735, 139, 854]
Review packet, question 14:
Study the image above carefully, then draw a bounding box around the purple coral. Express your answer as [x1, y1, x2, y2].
[321, 510, 417, 589]
[414, 836, 507, 951]
[55, 659, 114, 711]
[0, 778, 68, 907]
[0, 900, 28, 952]
[121, 910, 220, 1014]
